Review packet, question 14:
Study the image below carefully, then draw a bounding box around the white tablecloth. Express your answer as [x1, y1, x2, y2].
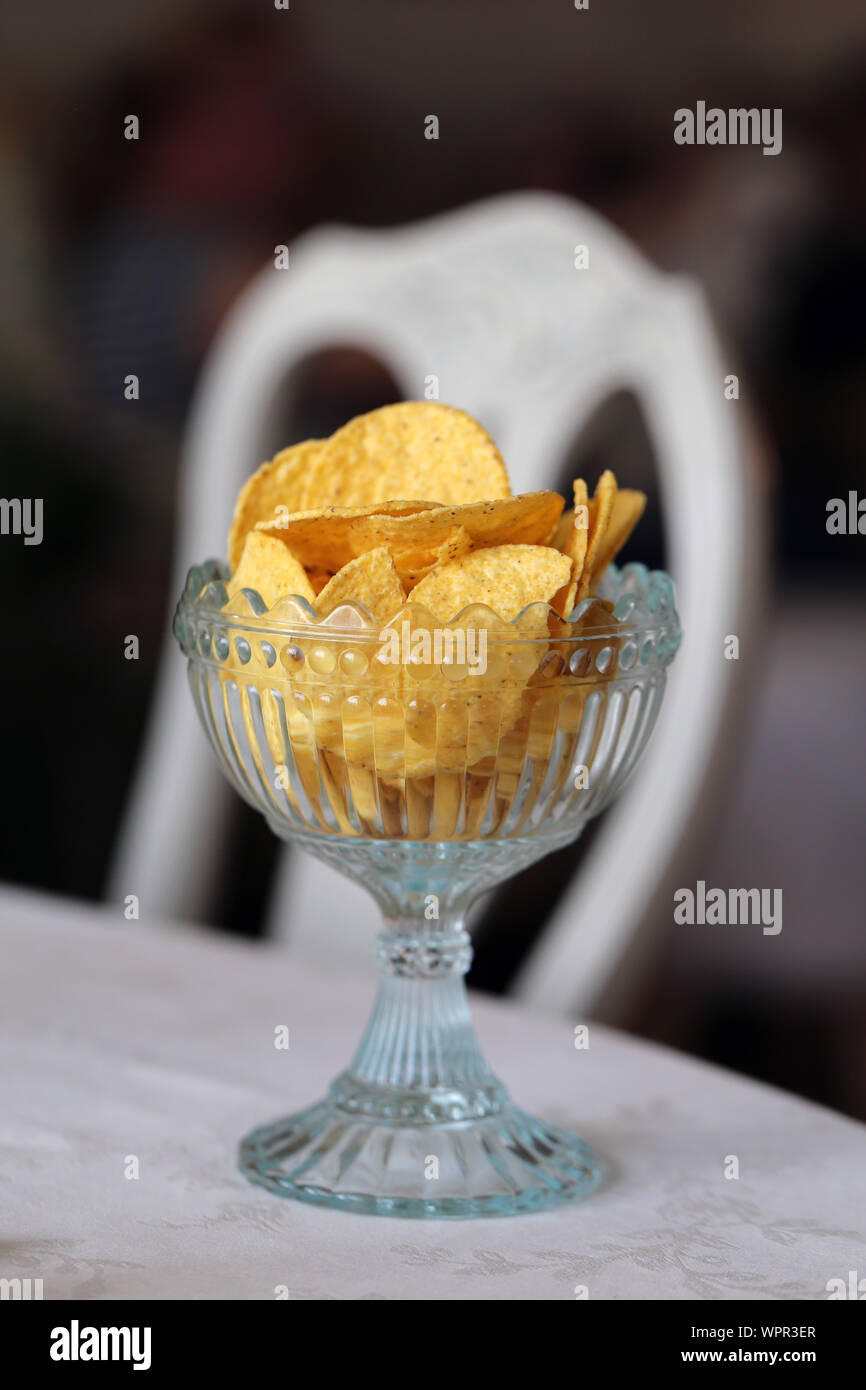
[2, 886, 865, 1301]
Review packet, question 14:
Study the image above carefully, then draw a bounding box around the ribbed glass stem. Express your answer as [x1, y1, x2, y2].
[329, 916, 508, 1123]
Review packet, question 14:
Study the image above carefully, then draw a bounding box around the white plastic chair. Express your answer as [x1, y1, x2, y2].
[108, 191, 764, 1017]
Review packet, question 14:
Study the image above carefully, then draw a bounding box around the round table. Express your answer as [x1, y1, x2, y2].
[2, 886, 864, 1300]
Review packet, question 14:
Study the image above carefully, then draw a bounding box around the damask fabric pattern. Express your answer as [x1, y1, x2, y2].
[2, 887, 865, 1301]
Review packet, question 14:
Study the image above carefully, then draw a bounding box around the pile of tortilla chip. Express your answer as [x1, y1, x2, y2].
[220, 402, 646, 835]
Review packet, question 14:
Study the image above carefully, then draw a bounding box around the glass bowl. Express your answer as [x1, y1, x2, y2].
[174, 559, 681, 1217]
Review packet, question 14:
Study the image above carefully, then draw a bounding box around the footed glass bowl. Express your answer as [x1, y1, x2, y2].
[174, 561, 681, 1217]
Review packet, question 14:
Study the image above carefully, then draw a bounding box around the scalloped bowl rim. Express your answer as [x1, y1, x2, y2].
[175, 558, 682, 647]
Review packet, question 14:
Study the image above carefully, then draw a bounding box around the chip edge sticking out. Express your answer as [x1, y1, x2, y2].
[316, 546, 407, 624]
[226, 530, 317, 610]
[552, 478, 590, 618]
[228, 439, 325, 572]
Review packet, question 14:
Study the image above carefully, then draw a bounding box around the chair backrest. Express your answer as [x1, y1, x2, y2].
[108, 191, 763, 1014]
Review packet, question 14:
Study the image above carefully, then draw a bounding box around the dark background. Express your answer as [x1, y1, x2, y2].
[1, 1, 865, 1116]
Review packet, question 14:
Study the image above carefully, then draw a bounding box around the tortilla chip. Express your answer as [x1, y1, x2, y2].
[304, 401, 511, 507]
[254, 499, 438, 571]
[551, 507, 575, 553]
[592, 488, 647, 577]
[228, 440, 322, 571]
[410, 544, 571, 622]
[256, 492, 563, 576]
[552, 478, 590, 617]
[316, 547, 406, 623]
[576, 470, 618, 601]
[399, 527, 473, 590]
[226, 530, 316, 609]
[212, 403, 654, 830]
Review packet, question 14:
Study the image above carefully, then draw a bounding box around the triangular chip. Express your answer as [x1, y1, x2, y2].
[410, 544, 571, 622]
[316, 547, 406, 623]
[226, 531, 316, 609]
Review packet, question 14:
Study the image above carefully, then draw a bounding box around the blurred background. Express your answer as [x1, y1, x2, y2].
[1, 1, 865, 1115]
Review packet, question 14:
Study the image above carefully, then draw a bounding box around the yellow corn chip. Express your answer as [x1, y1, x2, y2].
[592, 488, 647, 576]
[256, 492, 563, 575]
[254, 500, 438, 571]
[399, 527, 473, 590]
[370, 581, 559, 777]
[228, 440, 322, 571]
[356, 493, 564, 562]
[410, 544, 571, 622]
[226, 530, 316, 609]
[551, 507, 575, 553]
[305, 401, 511, 508]
[316, 547, 406, 623]
[216, 402, 652, 827]
[552, 478, 590, 617]
[576, 470, 617, 601]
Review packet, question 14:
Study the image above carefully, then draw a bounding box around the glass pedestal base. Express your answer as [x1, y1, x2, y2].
[239, 1086, 604, 1219]
[239, 838, 606, 1218]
